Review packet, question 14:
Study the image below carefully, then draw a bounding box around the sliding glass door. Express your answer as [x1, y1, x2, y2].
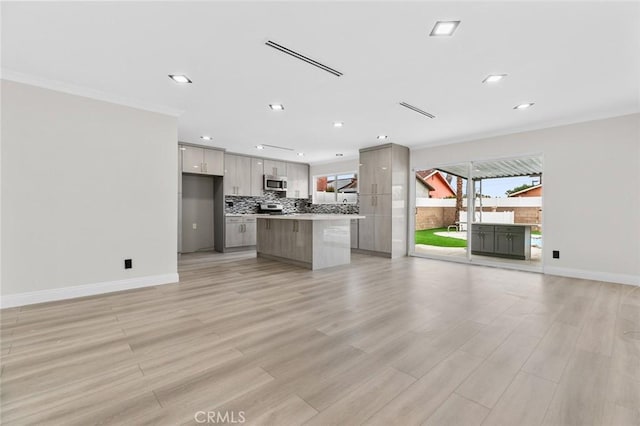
[411, 155, 544, 271]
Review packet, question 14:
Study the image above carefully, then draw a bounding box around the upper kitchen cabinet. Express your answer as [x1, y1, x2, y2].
[286, 162, 309, 199]
[181, 145, 224, 176]
[251, 158, 264, 196]
[357, 143, 409, 258]
[263, 159, 287, 177]
[224, 154, 252, 196]
[359, 147, 392, 195]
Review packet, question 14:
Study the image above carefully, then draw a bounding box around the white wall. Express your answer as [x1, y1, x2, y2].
[1, 80, 179, 306]
[412, 113, 640, 285]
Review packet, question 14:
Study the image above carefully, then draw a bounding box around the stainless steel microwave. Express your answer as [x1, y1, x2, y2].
[264, 175, 287, 191]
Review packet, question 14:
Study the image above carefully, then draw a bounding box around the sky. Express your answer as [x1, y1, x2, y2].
[476, 176, 540, 198]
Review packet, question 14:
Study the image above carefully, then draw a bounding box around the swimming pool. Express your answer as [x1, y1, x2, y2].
[531, 235, 542, 248]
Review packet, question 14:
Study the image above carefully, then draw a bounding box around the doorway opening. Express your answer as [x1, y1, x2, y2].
[414, 165, 469, 260]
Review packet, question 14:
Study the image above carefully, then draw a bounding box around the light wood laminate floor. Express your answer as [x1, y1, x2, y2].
[1, 251, 638, 425]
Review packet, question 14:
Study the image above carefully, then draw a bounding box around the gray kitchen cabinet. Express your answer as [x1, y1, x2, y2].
[471, 224, 531, 260]
[374, 211, 392, 254]
[357, 144, 408, 257]
[224, 154, 252, 196]
[357, 206, 375, 252]
[358, 194, 391, 252]
[225, 216, 256, 249]
[251, 158, 265, 196]
[263, 159, 287, 177]
[203, 149, 225, 175]
[289, 220, 312, 262]
[181, 145, 224, 176]
[494, 226, 528, 259]
[359, 148, 391, 195]
[256, 218, 273, 254]
[225, 217, 245, 247]
[286, 162, 309, 199]
[471, 225, 495, 254]
[350, 219, 359, 249]
[244, 218, 257, 246]
[256, 218, 311, 262]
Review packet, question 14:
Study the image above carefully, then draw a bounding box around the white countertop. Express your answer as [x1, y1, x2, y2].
[255, 214, 365, 221]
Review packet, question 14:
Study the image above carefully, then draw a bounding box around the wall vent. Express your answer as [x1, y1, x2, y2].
[265, 40, 343, 77]
[399, 102, 436, 119]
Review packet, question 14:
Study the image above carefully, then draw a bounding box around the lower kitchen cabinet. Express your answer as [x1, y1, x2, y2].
[471, 225, 495, 254]
[357, 194, 391, 253]
[225, 217, 256, 249]
[350, 219, 359, 249]
[471, 224, 531, 260]
[256, 218, 312, 263]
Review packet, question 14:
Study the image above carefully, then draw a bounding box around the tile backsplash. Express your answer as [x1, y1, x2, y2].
[225, 192, 308, 214]
[225, 192, 359, 215]
[305, 202, 359, 215]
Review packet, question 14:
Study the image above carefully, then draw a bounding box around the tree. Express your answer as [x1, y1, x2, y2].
[454, 177, 463, 224]
[505, 183, 533, 196]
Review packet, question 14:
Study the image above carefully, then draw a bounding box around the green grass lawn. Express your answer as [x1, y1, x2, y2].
[415, 227, 467, 247]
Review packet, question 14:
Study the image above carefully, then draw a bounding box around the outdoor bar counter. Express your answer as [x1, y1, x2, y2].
[471, 222, 538, 260]
[256, 214, 365, 270]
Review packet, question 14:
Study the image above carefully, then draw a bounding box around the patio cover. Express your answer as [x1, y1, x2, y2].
[437, 155, 543, 180]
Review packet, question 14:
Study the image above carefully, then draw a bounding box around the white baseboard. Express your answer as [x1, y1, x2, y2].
[544, 266, 639, 286]
[0, 273, 180, 309]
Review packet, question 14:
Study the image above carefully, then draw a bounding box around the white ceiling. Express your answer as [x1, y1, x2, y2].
[2, 1, 639, 164]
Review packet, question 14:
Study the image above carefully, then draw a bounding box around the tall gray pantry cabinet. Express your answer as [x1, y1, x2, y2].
[357, 144, 409, 258]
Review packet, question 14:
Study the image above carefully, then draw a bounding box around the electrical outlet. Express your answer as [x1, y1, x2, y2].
[192, 223, 197, 230]
[552, 250, 560, 259]
[124, 259, 132, 269]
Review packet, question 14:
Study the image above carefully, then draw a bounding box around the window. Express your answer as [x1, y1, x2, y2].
[313, 172, 358, 204]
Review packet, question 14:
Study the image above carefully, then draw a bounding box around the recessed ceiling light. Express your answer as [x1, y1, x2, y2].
[200, 135, 212, 141]
[483, 74, 507, 83]
[336, 153, 344, 157]
[179, 147, 187, 151]
[297, 152, 304, 157]
[168, 74, 192, 84]
[334, 122, 344, 128]
[256, 145, 264, 150]
[514, 103, 535, 110]
[269, 104, 284, 111]
[377, 135, 388, 140]
[430, 21, 460, 37]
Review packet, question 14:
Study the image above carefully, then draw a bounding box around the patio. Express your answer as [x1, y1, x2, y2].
[414, 229, 543, 267]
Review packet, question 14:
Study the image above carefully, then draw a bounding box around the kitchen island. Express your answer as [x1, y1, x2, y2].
[256, 214, 365, 270]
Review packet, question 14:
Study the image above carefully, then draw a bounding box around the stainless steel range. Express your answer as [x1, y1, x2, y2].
[259, 203, 284, 215]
